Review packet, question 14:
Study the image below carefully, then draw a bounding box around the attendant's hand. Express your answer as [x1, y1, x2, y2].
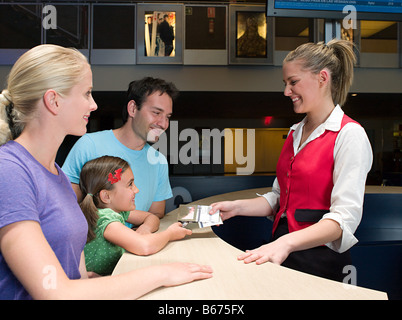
[209, 201, 239, 221]
[237, 236, 292, 265]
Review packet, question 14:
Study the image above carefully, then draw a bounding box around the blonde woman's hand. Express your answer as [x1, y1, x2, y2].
[162, 263, 213, 287]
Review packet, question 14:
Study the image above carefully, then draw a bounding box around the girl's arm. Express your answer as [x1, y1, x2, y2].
[126, 210, 160, 234]
[0, 220, 212, 300]
[104, 221, 191, 256]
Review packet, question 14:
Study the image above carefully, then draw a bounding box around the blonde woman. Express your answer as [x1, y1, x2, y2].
[0, 44, 212, 300]
[210, 39, 373, 281]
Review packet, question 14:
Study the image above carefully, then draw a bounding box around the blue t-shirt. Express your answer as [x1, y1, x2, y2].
[0, 141, 88, 300]
[61, 130, 172, 214]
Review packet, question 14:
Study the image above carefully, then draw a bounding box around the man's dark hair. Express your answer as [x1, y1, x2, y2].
[122, 77, 179, 123]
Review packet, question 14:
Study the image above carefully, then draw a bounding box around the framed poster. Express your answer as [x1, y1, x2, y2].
[229, 5, 273, 65]
[137, 3, 184, 64]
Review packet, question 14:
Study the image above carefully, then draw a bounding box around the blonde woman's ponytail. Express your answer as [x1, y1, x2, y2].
[326, 39, 356, 107]
[0, 89, 18, 146]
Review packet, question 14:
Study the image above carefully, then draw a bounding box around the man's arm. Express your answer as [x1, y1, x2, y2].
[127, 210, 160, 234]
[71, 183, 83, 203]
[148, 200, 166, 219]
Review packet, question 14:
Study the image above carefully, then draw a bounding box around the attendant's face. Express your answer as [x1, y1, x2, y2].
[282, 60, 322, 114]
[131, 91, 173, 143]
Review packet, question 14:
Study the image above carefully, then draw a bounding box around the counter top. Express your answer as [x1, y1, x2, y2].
[112, 187, 389, 300]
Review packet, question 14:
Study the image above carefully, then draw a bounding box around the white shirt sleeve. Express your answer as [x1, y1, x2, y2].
[258, 177, 280, 221]
[322, 122, 373, 253]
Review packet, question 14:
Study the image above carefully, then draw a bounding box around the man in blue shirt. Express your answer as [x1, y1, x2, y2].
[62, 77, 177, 228]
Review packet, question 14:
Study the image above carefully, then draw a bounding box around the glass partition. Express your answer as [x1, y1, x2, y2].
[0, 3, 42, 64]
[91, 3, 136, 64]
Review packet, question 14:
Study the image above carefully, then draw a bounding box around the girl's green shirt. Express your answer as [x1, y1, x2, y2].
[84, 208, 130, 276]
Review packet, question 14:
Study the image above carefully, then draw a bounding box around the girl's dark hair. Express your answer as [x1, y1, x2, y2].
[79, 156, 130, 242]
[284, 39, 357, 106]
[121, 77, 179, 123]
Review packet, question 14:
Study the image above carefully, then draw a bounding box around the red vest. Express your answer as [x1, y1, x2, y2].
[272, 114, 359, 235]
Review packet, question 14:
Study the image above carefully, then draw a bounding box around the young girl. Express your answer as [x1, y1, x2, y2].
[210, 39, 373, 282]
[0, 44, 212, 300]
[79, 155, 192, 276]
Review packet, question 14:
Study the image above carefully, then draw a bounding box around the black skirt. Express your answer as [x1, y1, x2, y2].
[272, 217, 352, 282]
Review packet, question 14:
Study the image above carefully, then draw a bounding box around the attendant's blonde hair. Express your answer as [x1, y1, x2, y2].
[284, 39, 356, 106]
[0, 44, 88, 145]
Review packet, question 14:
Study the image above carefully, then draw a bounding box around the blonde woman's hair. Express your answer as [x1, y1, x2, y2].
[284, 39, 356, 106]
[0, 44, 89, 146]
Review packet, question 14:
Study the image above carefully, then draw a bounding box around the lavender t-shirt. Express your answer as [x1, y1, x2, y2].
[0, 141, 88, 300]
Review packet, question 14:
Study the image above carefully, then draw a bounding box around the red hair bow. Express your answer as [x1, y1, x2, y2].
[108, 168, 122, 184]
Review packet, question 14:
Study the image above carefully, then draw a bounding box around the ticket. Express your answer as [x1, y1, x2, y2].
[178, 205, 223, 228]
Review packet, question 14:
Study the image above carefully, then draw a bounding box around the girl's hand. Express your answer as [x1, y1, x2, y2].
[166, 222, 192, 241]
[162, 263, 213, 287]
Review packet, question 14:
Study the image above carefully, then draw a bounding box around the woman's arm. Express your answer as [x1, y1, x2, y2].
[79, 251, 88, 279]
[323, 123, 373, 252]
[209, 178, 279, 221]
[104, 221, 191, 256]
[238, 219, 342, 265]
[238, 123, 373, 265]
[0, 221, 212, 300]
[209, 196, 275, 221]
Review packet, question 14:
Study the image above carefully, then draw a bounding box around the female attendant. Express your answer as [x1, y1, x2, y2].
[210, 39, 372, 281]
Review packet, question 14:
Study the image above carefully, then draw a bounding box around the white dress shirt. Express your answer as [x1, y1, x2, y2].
[261, 105, 373, 253]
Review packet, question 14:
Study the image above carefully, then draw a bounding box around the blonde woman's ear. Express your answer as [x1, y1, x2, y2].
[43, 89, 59, 115]
[318, 68, 330, 86]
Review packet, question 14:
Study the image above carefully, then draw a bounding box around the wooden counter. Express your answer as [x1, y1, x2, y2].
[113, 187, 390, 300]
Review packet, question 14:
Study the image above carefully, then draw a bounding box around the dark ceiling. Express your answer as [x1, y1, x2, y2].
[92, 91, 402, 121]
